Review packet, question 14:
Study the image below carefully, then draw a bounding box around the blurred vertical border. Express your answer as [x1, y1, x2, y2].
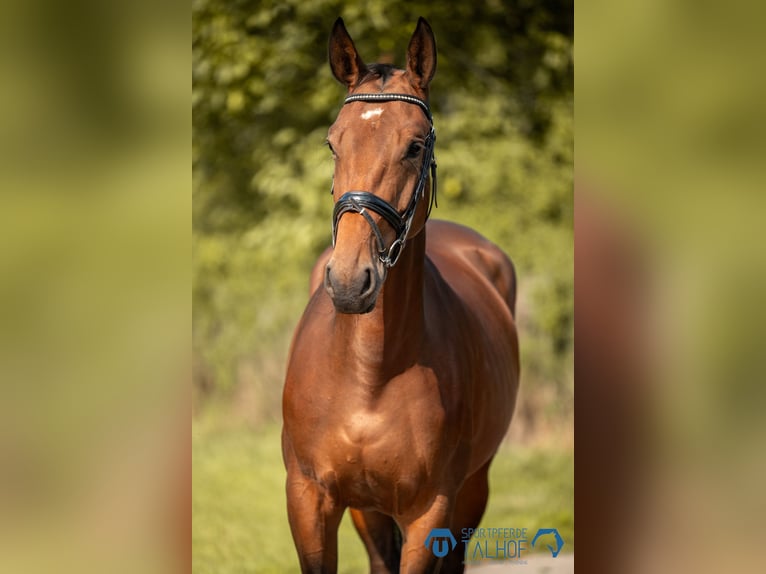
[577, 1, 766, 573]
[0, 1, 189, 573]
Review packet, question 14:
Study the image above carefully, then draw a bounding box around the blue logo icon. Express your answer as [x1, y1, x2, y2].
[425, 528, 457, 558]
[531, 528, 564, 557]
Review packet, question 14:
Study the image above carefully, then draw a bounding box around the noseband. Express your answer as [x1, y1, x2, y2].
[331, 93, 437, 268]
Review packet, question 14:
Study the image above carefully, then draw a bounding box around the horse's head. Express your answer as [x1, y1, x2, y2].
[323, 17, 437, 314]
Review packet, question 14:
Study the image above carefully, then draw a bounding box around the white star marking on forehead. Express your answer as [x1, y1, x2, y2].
[360, 108, 384, 120]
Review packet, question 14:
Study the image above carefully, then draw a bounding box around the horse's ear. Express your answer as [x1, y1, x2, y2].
[329, 17, 367, 89]
[406, 17, 437, 91]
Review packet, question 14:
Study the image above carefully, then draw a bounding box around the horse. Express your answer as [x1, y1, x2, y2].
[282, 17, 520, 573]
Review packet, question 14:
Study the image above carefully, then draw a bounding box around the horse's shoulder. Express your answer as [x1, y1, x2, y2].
[425, 220, 517, 316]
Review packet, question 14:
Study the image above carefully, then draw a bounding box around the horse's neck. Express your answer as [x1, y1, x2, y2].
[333, 232, 426, 382]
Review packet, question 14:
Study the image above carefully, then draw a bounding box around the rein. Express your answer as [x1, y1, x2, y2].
[331, 93, 437, 268]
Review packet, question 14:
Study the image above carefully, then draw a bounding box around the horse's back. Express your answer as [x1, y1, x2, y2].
[425, 219, 517, 317]
[424, 219, 519, 469]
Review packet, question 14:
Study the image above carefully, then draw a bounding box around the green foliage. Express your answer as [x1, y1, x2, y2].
[193, 1, 573, 413]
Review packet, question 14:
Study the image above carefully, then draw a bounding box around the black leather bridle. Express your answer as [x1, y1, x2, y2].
[331, 93, 437, 268]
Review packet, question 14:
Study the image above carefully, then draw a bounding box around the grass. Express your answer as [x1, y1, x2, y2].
[192, 422, 573, 573]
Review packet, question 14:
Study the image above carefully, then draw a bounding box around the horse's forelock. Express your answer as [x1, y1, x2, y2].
[358, 63, 399, 89]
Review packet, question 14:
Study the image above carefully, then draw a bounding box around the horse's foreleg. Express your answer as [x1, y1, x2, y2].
[350, 508, 402, 573]
[399, 493, 454, 573]
[442, 461, 492, 573]
[285, 470, 344, 573]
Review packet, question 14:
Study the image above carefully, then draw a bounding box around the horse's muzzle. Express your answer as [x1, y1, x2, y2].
[324, 261, 380, 314]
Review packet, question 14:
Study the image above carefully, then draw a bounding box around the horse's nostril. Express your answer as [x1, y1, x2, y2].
[324, 262, 376, 309]
[361, 268, 373, 296]
[324, 264, 335, 294]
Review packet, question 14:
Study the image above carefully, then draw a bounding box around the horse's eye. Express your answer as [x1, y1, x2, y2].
[405, 141, 422, 159]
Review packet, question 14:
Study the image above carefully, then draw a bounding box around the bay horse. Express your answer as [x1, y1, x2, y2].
[282, 17, 520, 573]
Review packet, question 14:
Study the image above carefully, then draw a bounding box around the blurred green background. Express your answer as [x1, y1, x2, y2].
[192, 0, 573, 425]
[193, 0, 572, 571]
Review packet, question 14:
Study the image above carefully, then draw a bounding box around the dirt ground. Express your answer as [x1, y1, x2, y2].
[467, 553, 574, 573]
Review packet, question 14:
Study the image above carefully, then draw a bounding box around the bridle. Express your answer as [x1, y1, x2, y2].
[331, 93, 437, 268]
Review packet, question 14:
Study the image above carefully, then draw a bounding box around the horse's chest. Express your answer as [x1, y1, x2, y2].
[305, 409, 439, 511]
[341, 441, 423, 510]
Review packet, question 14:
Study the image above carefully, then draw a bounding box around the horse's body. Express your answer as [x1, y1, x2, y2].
[282, 18, 520, 573]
